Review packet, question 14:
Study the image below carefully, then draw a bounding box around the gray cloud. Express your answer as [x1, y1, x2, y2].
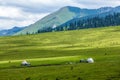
[0, 0, 120, 30]
[0, 0, 72, 13]
[1, 0, 120, 13]
[0, 16, 12, 20]
[0, 16, 26, 21]
[74, 0, 120, 8]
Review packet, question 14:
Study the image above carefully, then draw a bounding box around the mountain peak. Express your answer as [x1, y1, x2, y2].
[12, 26, 20, 29]
[114, 6, 120, 10]
[15, 5, 120, 35]
[62, 6, 79, 8]
[60, 6, 80, 10]
[99, 7, 112, 9]
[59, 6, 81, 14]
[0, 26, 25, 36]
[98, 7, 113, 11]
[98, 7, 113, 13]
[115, 6, 120, 8]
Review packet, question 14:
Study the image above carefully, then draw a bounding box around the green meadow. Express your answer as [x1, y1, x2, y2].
[0, 26, 120, 80]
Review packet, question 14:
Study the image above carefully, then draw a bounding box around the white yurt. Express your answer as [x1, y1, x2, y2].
[87, 58, 94, 63]
[21, 60, 30, 66]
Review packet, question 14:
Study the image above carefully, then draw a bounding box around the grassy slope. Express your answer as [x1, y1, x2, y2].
[15, 7, 78, 35]
[0, 26, 120, 80]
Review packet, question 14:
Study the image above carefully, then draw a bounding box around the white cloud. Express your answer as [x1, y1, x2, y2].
[0, 6, 26, 21]
[0, 0, 76, 13]
[0, 6, 49, 29]
[0, 12, 49, 29]
[74, 0, 120, 9]
[0, 0, 120, 30]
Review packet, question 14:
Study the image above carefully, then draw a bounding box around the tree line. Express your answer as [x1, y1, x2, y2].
[37, 13, 120, 33]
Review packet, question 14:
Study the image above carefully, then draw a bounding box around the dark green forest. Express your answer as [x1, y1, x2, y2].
[37, 13, 120, 33]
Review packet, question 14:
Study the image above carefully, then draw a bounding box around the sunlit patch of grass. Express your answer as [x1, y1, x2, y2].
[0, 26, 120, 80]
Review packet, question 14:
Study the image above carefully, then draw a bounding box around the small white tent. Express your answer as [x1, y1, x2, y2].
[21, 60, 30, 66]
[87, 58, 94, 63]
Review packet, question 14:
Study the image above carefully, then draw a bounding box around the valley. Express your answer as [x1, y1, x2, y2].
[0, 26, 120, 80]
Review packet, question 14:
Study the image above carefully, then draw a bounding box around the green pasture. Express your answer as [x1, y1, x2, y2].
[0, 26, 120, 80]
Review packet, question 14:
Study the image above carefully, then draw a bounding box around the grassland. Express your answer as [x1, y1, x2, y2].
[0, 26, 120, 80]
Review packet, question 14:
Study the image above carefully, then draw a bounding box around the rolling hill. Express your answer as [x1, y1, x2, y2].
[15, 6, 120, 35]
[0, 26, 119, 60]
[0, 27, 25, 36]
[0, 26, 120, 80]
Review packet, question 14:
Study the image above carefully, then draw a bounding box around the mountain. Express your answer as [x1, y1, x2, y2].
[56, 6, 120, 30]
[0, 27, 25, 36]
[54, 13, 120, 31]
[15, 6, 120, 35]
[65, 6, 120, 24]
[15, 6, 81, 35]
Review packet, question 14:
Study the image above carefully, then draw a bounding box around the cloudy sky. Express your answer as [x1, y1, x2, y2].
[0, 0, 120, 30]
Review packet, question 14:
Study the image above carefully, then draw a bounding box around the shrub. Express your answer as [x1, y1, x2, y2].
[77, 77, 83, 80]
[25, 77, 31, 80]
[56, 77, 60, 80]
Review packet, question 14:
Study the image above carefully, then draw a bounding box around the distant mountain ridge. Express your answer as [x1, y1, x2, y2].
[14, 6, 120, 35]
[0, 27, 25, 36]
[54, 13, 120, 32]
